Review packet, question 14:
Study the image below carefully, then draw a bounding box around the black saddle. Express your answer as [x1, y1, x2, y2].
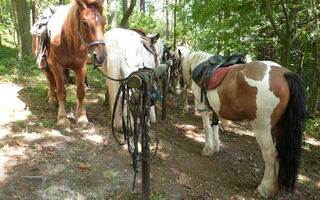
[192, 52, 246, 88]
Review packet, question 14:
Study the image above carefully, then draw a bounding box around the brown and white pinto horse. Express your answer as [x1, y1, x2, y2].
[173, 50, 306, 198]
[32, 0, 106, 128]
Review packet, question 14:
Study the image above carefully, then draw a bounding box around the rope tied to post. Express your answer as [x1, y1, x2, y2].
[110, 60, 173, 195]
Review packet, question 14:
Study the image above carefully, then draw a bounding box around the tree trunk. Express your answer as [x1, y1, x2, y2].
[312, 39, 320, 116]
[30, 0, 37, 25]
[120, 0, 137, 28]
[173, 0, 177, 50]
[165, 0, 169, 40]
[107, 0, 117, 28]
[280, 40, 292, 68]
[11, 0, 32, 59]
[140, 0, 145, 13]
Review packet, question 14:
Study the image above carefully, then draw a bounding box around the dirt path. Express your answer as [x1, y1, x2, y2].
[0, 81, 319, 200]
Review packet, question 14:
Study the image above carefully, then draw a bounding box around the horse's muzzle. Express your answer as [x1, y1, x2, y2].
[91, 52, 106, 66]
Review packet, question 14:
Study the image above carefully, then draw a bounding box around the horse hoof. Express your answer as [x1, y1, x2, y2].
[256, 183, 278, 198]
[76, 115, 89, 127]
[56, 117, 71, 128]
[48, 96, 58, 104]
[201, 146, 214, 157]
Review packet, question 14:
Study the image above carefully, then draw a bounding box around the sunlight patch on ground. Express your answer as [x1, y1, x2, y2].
[298, 174, 311, 184]
[82, 134, 105, 144]
[0, 146, 31, 182]
[175, 124, 205, 143]
[157, 151, 170, 160]
[305, 137, 320, 146]
[170, 167, 191, 186]
[225, 121, 255, 137]
[0, 83, 31, 138]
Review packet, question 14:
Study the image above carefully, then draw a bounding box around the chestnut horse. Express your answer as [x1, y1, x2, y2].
[173, 50, 306, 198]
[32, 0, 106, 128]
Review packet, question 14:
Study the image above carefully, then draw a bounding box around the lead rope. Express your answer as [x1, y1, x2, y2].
[110, 68, 161, 192]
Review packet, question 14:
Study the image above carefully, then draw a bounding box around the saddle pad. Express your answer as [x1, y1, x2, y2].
[207, 65, 232, 89]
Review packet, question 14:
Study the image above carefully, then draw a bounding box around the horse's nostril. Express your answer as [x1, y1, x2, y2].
[93, 53, 98, 61]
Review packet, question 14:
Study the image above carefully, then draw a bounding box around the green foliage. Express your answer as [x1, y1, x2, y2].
[305, 118, 320, 135]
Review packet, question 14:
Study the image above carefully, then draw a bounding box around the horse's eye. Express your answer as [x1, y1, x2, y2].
[82, 21, 89, 29]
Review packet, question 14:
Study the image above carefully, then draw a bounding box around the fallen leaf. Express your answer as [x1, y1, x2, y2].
[16, 141, 28, 147]
[45, 151, 55, 155]
[79, 165, 91, 170]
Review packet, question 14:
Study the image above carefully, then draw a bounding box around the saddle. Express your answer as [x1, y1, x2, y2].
[192, 52, 246, 89]
[30, 6, 64, 69]
[129, 28, 160, 66]
[192, 52, 246, 113]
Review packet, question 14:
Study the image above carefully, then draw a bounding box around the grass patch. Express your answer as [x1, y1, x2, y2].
[168, 112, 187, 120]
[305, 118, 320, 137]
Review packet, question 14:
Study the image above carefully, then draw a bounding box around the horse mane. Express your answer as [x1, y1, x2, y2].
[63, 1, 81, 50]
[153, 37, 164, 58]
[184, 51, 213, 70]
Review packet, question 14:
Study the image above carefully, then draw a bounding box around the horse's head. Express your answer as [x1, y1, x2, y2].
[171, 46, 190, 77]
[162, 45, 172, 63]
[149, 34, 164, 64]
[75, 0, 106, 66]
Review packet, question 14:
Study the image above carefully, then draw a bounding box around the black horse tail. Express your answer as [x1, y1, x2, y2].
[277, 72, 307, 192]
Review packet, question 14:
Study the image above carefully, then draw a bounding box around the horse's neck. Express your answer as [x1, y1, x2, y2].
[49, 4, 86, 55]
[188, 51, 213, 70]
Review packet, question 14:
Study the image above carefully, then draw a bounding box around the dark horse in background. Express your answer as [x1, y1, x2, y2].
[32, 0, 106, 128]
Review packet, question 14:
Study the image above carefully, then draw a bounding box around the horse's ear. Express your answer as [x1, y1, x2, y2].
[178, 49, 182, 56]
[150, 33, 160, 44]
[168, 45, 172, 50]
[75, 0, 87, 9]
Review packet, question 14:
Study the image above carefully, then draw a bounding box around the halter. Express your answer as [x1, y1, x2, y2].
[77, 18, 105, 51]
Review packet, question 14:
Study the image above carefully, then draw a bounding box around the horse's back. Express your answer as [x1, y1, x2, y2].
[217, 61, 290, 126]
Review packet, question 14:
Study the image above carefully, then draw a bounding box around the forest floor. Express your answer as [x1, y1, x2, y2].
[0, 69, 319, 200]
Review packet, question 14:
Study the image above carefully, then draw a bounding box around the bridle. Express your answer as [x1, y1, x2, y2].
[77, 16, 105, 52]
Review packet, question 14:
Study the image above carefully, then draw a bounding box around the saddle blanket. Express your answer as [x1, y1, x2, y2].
[207, 65, 232, 89]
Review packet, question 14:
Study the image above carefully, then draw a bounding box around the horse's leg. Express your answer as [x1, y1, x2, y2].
[182, 84, 189, 112]
[44, 67, 57, 104]
[200, 110, 220, 156]
[50, 63, 70, 128]
[150, 106, 156, 123]
[219, 118, 229, 132]
[74, 66, 89, 126]
[106, 79, 122, 130]
[251, 122, 278, 198]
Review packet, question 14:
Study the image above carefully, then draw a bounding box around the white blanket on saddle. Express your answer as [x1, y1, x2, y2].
[30, 5, 65, 36]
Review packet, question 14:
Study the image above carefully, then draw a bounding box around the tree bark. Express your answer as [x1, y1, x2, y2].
[173, 0, 177, 50]
[312, 39, 320, 116]
[107, 0, 117, 28]
[140, 0, 145, 13]
[30, 0, 37, 25]
[165, 0, 169, 40]
[120, 0, 137, 28]
[11, 0, 32, 59]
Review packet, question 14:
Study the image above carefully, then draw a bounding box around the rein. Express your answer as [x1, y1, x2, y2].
[94, 66, 130, 82]
[111, 67, 163, 192]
